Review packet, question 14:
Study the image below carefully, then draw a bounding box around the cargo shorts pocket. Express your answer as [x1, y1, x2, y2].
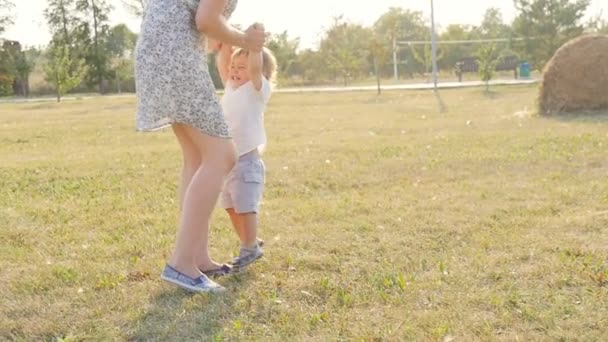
[242, 161, 264, 184]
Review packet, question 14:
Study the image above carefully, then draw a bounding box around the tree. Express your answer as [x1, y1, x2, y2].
[291, 49, 327, 84]
[320, 16, 373, 85]
[109, 57, 133, 93]
[373, 8, 428, 78]
[105, 24, 137, 57]
[266, 31, 299, 82]
[0, 44, 16, 96]
[480, 8, 511, 39]
[13, 50, 32, 96]
[369, 35, 390, 94]
[45, 45, 86, 102]
[439, 24, 478, 69]
[477, 43, 501, 91]
[410, 43, 444, 77]
[76, 0, 113, 93]
[45, 0, 80, 47]
[513, 0, 590, 70]
[122, 0, 146, 17]
[105, 24, 137, 93]
[45, 0, 87, 93]
[586, 12, 608, 34]
[0, 0, 13, 35]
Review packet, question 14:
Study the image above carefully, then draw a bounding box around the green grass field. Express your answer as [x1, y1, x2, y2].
[1, 86, 607, 341]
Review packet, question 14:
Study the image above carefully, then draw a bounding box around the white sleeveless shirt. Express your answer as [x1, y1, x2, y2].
[221, 78, 271, 156]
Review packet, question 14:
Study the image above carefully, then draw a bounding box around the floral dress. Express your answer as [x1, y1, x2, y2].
[135, 0, 238, 137]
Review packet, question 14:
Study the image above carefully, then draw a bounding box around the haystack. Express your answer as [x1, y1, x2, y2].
[539, 34, 608, 115]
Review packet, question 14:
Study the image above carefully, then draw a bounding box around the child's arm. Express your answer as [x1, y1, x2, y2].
[248, 50, 264, 91]
[207, 38, 222, 53]
[216, 42, 232, 86]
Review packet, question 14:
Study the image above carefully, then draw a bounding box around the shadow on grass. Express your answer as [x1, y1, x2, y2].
[129, 271, 256, 341]
[480, 89, 504, 99]
[434, 90, 448, 113]
[543, 110, 608, 123]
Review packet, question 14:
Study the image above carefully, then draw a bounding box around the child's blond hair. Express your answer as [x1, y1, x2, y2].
[232, 47, 278, 85]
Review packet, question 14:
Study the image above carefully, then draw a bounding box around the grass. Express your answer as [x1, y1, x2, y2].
[1, 85, 607, 341]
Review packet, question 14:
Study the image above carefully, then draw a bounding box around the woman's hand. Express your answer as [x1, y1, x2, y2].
[243, 23, 265, 52]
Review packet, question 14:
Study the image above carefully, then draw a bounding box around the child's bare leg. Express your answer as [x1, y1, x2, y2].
[231, 211, 263, 268]
[227, 208, 246, 243]
[240, 213, 258, 248]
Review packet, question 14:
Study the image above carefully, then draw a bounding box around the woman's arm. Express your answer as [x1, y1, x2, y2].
[248, 50, 264, 91]
[196, 0, 265, 51]
[216, 43, 232, 86]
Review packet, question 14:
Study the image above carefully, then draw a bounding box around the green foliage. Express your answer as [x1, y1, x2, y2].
[45, 0, 80, 46]
[44, 45, 86, 101]
[373, 7, 428, 77]
[410, 44, 444, 74]
[480, 7, 512, 39]
[266, 31, 300, 84]
[105, 24, 137, 58]
[320, 16, 373, 85]
[513, 0, 590, 70]
[476, 43, 502, 91]
[76, 0, 114, 93]
[0, 40, 32, 97]
[439, 24, 483, 70]
[0, 0, 14, 35]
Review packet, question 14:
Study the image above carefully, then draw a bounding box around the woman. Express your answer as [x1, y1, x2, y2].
[135, 0, 265, 293]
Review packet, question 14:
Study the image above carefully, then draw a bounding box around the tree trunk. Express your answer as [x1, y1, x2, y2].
[91, 0, 103, 94]
[56, 71, 61, 102]
[60, 0, 71, 47]
[374, 56, 381, 95]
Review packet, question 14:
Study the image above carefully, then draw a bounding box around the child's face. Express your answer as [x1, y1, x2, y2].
[229, 54, 250, 87]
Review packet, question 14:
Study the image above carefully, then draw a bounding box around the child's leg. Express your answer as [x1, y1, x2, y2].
[239, 212, 258, 249]
[226, 208, 246, 243]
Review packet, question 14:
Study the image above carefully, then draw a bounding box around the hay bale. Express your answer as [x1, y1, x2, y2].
[539, 34, 608, 115]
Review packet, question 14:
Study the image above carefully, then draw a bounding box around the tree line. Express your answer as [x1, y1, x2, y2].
[0, 0, 606, 99]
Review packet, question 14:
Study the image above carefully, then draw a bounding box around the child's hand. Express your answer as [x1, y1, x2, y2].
[220, 42, 233, 54]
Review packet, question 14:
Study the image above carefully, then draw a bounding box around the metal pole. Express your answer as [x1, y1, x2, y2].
[430, 0, 438, 91]
[393, 36, 398, 81]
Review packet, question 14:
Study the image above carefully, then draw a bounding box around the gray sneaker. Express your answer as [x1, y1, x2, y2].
[232, 245, 264, 269]
[161, 265, 226, 293]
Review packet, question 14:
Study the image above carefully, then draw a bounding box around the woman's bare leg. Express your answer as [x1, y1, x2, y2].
[168, 124, 236, 278]
[172, 125, 202, 208]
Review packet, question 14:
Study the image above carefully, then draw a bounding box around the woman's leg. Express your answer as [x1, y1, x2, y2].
[172, 125, 202, 208]
[168, 124, 236, 278]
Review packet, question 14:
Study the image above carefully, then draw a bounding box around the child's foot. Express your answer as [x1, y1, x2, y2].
[232, 245, 264, 269]
[201, 264, 233, 278]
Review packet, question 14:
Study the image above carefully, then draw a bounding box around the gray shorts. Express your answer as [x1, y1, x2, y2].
[220, 150, 265, 214]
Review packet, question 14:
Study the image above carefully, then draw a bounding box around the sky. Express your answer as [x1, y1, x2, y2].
[4, 0, 608, 49]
